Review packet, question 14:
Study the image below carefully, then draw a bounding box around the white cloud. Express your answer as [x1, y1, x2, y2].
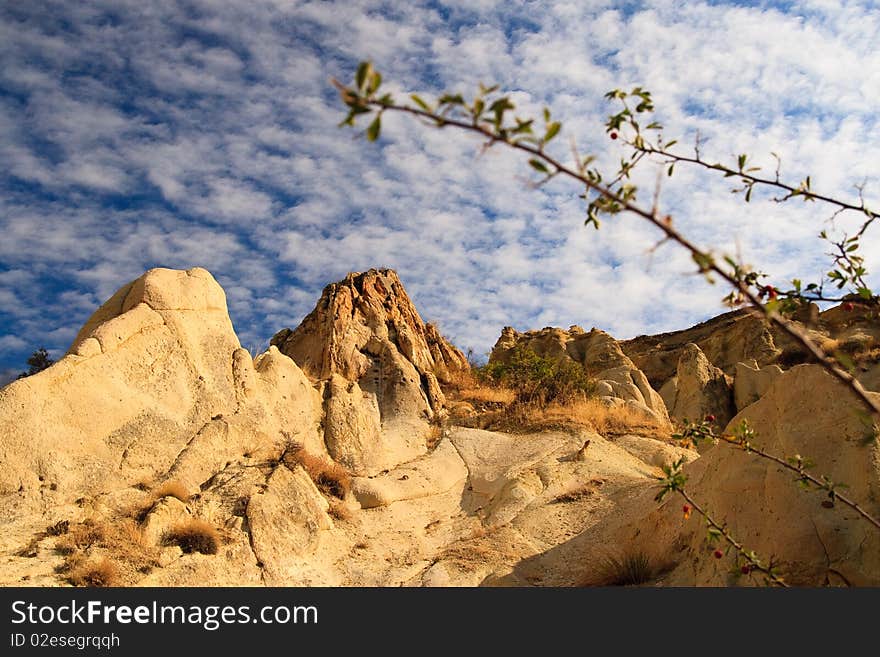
[2, 0, 879, 372]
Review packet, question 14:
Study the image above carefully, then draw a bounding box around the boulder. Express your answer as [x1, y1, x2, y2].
[245, 465, 333, 585]
[350, 439, 468, 508]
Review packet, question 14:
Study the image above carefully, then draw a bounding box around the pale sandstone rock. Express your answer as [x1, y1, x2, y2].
[245, 465, 333, 585]
[734, 359, 784, 411]
[273, 269, 468, 475]
[608, 364, 880, 586]
[141, 497, 191, 545]
[0, 266, 324, 596]
[350, 439, 468, 508]
[614, 434, 699, 470]
[662, 343, 735, 426]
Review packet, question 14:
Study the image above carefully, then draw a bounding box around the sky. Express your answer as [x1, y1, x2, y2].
[2, 0, 880, 383]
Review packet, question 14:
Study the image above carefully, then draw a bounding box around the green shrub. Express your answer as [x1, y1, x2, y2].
[484, 345, 596, 405]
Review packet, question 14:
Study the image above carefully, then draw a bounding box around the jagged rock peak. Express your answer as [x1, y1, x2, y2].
[271, 268, 469, 386]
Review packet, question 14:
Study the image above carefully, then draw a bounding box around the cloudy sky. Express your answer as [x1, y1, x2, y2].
[2, 0, 879, 381]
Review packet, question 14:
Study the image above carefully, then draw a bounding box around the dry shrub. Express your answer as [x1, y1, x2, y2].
[151, 480, 190, 503]
[283, 444, 350, 500]
[441, 364, 516, 405]
[162, 519, 220, 555]
[55, 518, 158, 583]
[66, 557, 119, 588]
[46, 519, 70, 536]
[426, 424, 443, 450]
[551, 486, 595, 504]
[819, 337, 841, 353]
[328, 499, 352, 521]
[582, 552, 654, 587]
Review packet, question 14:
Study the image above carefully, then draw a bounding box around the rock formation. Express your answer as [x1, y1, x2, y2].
[1, 266, 879, 588]
[733, 359, 784, 411]
[600, 364, 880, 586]
[0, 268, 323, 516]
[271, 269, 469, 476]
[659, 343, 735, 427]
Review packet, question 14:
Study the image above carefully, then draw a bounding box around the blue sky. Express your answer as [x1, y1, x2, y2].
[2, 0, 880, 383]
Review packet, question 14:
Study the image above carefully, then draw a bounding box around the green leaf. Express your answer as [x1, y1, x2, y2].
[366, 114, 381, 142]
[529, 158, 550, 174]
[439, 93, 465, 105]
[410, 94, 430, 111]
[473, 98, 484, 118]
[664, 140, 678, 149]
[544, 121, 561, 143]
[489, 97, 514, 113]
[367, 71, 382, 95]
[356, 61, 372, 92]
[858, 287, 873, 299]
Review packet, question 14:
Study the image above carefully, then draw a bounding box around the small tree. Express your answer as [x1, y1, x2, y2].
[17, 347, 54, 379]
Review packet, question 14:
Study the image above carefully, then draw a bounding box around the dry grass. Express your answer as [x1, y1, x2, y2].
[151, 480, 190, 503]
[465, 398, 671, 440]
[819, 337, 841, 353]
[551, 485, 595, 504]
[283, 444, 351, 500]
[54, 517, 158, 585]
[581, 552, 655, 587]
[162, 519, 220, 555]
[441, 365, 516, 405]
[455, 385, 516, 405]
[426, 424, 443, 450]
[66, 557, 119, 588]
[328, 499, 352, 521]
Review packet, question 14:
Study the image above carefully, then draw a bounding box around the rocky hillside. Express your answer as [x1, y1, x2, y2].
[0, 267, 878, 587]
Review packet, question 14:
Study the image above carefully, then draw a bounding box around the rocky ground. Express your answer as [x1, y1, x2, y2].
[1, 267, 878, 587]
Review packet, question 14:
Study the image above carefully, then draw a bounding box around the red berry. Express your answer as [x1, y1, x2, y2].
[843, 302, 854, 312]
[713, 549, 723, 559]
[610, 132, 618, 140]
[682, 504, 690, 513]
[741, 565, 751, 574]
[705, 414, 716, 423]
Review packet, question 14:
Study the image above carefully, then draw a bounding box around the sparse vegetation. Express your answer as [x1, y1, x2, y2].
[66, 556, 119, 587]
[328, 499, 352, 521]
[483, 344, 597, 406]
[454, 395, 670, 440]
[282, 442, 350, 500]
[162, 519, 220, 555]
[17, 347, 54, 379]
[584, 552, 655, 587]
[552, 485, 596, 504]
[151, 480, 190, 503]
[54, 517, 158, 584]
